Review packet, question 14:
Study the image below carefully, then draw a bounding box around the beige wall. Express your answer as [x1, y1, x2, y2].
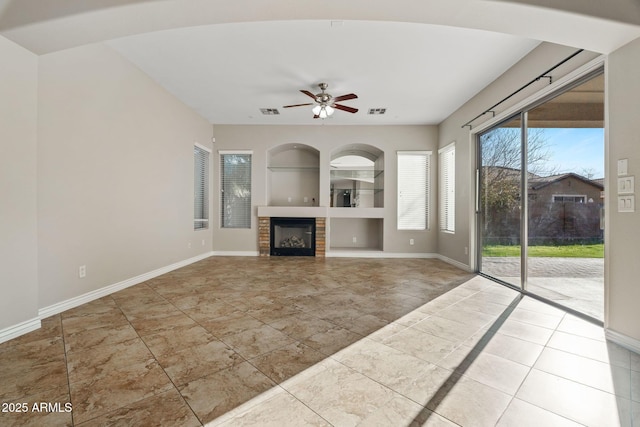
[37, 43, 213, 309]
[2, 2, 640, 348]
[0, 36, 39, 330]
[269, 147, 320, 206]
[606, 36, 640, 340]
[212, 125, 438, 254]
[437, 43, 600, 267]
[492, 0, 640, 26]
[330, 218, 383, 249]
[438, 38, 640, 345]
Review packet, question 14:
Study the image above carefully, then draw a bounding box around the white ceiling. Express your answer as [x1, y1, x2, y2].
[107, 20, 539, 125]
[3, 1, 640, 126]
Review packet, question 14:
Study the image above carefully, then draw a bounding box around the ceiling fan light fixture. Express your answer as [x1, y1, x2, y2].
[285, 83, 356, 119]
[312, 104, 334, 119]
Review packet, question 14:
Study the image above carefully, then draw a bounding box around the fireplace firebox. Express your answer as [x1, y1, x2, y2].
[270, 217, 316, 256]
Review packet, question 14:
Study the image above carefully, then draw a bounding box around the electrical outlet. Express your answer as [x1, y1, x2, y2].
[304, 197, 308, 203]
[288, 197, 292, 203]
[352, 236, 357, 243]
[409, 238, 414, 245]
[78, 265, 86, 278]
[188, 242, 191, 249]
[464, 246, 469, 255]
[201, 239, 205, 246]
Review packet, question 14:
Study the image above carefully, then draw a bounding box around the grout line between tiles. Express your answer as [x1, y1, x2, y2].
[110, 293, 205, 427]
[58, 314, 75, 426]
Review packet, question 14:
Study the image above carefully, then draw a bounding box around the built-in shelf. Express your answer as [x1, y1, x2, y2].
[268, 166, 320, 172]
[330, 188, 384, 197]
[258, 206, 328, 218]
[329, 217, 383, 251]
[267, 144, 320, 207]
[327, 248, 385, 257]
[329, 207, 385, 218]
[330, 169, 384, 180]
[330, 147, 384, 208]
[258, 206, 385, 219]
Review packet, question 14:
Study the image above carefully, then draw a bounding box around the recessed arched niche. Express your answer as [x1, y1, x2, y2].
[330, 144, 384, 208]
[267, 143, 319, 206]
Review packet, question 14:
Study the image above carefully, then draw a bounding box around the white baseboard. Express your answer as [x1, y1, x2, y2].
[436, 254, 473, 272]
[326, 251, 438, 259]
[324, 251, 473, 272]
[211, 251, 260, 257]
[38, 252, 213, 319]
[0, 317, 41, 345]
[605, 328, 640, 355]
[8, 249, 471, 344]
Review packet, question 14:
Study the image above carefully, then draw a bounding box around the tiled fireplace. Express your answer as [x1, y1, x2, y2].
[270, 217, 315, 256]
[258, 206, 327, 257]
[259, 216, 325, 257]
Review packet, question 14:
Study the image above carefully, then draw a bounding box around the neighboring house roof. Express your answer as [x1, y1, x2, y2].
[528, 172, 604, 191]
[482, 165, 541, 180]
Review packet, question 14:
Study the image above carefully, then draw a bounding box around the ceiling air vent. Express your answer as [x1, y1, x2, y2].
[260, 108, 280, 115]
[368, 108, 387, 115]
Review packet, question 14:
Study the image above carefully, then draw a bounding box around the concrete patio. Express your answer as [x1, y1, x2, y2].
[481, 257, 604, 320]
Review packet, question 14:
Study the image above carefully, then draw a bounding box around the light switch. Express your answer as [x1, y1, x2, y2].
[618, 195, 635, 212]
[618, 176, 635, 194]
[618, 158, 628, 176]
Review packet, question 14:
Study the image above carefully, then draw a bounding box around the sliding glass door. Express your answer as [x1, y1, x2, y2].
[524, 75, 605, 319]
[477, 70, 605, 321]
[478, 115, 524, 289]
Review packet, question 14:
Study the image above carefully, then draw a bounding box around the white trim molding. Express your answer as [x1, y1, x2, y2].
[211, 251, 260, 257]
[605, 328, 640, 355]
[327, 251, 438, 259]
[38, 252, 213, 319]
[218, 149, 253, 155]
[12, 249, 475, 345]
[0, 317, 41, 345]
[194, 142, 212, 153]
[436, 254, 473, 272]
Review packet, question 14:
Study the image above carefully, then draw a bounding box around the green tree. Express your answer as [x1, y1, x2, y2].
[479, 127, 554, 241]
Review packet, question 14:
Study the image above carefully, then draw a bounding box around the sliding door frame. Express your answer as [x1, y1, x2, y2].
[471, 58, 606, 325]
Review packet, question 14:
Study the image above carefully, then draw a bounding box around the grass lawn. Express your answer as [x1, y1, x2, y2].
[482, 243, 604, 258]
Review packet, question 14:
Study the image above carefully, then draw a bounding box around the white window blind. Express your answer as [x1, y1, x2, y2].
[220, 152, 252, 229]
[439, 143, 455, 233]
[397, 151, 431, 230]
[194, 145, 210, 230]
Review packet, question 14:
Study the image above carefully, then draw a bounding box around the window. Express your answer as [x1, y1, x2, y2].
[194, 144, 210, 230]
[439, 142, 455, 233]
[553, 195, 586, 203]
[397, 151, 431, 230]
[220, 151, 252, 228]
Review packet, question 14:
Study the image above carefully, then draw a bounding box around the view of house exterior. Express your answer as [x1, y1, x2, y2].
[482, 167, 604, 246]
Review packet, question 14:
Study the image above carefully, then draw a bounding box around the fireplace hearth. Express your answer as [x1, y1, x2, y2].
[270, 217, 316, 256]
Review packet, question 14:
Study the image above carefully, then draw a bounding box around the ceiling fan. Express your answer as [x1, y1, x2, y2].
[283, 83, 358, 119]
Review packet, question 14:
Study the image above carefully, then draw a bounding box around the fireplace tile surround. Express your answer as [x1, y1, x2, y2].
[257, 207, 327, 257]
[259, 216, 325, 257]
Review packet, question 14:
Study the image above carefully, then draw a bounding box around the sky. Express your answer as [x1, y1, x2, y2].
[540, 128, 605, 179]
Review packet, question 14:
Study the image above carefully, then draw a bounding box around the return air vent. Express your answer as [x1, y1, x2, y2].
[368, 108, 387, 115]
[260, 108, 280, 115]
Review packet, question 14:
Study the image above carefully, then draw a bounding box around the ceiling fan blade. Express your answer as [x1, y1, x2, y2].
[283, 103, 314, 108]
[333, 93, 358, 102]
[334, 104, 358, 114]
[300, 90, 317, 99]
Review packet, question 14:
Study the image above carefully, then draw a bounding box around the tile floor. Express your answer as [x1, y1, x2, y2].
[0, 257, 638, 426]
